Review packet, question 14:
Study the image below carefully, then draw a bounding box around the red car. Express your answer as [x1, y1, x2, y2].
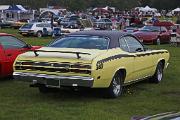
[0, 33, 41, 78]
[133, 25, 171, 44]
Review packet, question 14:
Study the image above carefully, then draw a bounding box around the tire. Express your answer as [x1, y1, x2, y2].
[107, 72, 123, 98]
[150, 62, 163, 83]
[156, 38, 161, 45]
[38, 85, 51, 93]
[37, 31, 42, 37]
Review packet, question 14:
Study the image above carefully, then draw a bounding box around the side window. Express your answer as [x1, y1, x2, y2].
[0, 36, 27, 49]
[161, 27, 167, 32]
[125, 36, 144, 53]
[44, 24, 51, 28]
[119, 38, 129, 52]
[36, 24, 44, 27]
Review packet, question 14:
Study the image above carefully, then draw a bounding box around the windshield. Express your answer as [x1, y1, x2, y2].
[140, 26, 160, 32]
[49, 36, 109, 50]
[21, 23, 33, 29]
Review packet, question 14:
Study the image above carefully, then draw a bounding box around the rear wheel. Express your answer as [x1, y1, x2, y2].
[107, 72, 123, 98]
[37, 31, 42, 37]
[150, 62, 163, 83]
[38, 85, 51, 93]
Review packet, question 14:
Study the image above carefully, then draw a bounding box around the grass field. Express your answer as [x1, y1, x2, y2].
[0, 28, 180, 120]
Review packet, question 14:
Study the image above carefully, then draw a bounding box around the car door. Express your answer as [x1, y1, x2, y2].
[159, 27, 170, 43]
[0, 35, 30, 76]
[45, 24, 53, 35]
[124, 36, 154, 81]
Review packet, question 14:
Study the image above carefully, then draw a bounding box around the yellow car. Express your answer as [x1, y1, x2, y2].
[13, 31, 170, 98]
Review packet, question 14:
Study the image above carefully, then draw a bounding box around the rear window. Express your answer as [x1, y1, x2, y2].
[49, 36, 109, 50]
[21, 23, 33, 29]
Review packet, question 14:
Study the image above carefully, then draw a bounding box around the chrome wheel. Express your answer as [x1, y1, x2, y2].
[157, 65, 163, 82]
[150, 62, 163, 83]
[37, 32, 42, 37]
[107, 72, 123, 98]
[112, 77, 121, 96]
[157, 38, 161, 45]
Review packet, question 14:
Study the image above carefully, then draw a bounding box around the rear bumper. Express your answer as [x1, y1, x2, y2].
[13, 72, 94, 88]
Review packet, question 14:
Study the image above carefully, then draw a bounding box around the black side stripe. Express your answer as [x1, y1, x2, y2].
[97, 51, 168, 64]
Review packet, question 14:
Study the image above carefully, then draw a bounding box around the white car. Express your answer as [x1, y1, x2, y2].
[19, 22, 53, 37]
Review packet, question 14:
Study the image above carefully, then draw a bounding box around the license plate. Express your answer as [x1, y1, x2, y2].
[22, 33, 27, 35]
[46, 79, 60, 88]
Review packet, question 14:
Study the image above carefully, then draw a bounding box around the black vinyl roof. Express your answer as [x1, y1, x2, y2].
[68, 30, 130, 48]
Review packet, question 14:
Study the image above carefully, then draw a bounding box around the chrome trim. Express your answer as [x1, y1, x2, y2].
[124, 75, 151, 86]
[13, 72, 94, 81]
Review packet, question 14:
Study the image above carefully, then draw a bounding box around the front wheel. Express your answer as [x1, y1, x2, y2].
[107, 72, 123, 98]
[149, 62, 163, 83]
[156, 38, 161, 45]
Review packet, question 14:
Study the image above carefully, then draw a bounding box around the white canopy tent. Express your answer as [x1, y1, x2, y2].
[172, 8, 180, 14]
[140, 6, 157, 12]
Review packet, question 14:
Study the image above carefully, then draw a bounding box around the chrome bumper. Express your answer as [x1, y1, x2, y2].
[13, 72, 94, 88]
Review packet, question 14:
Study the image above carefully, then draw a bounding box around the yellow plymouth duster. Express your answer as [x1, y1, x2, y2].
[13, 31, 169, 98]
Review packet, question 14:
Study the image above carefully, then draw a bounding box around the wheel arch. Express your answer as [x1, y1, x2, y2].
[158, 59, 165, 69]
[114, 68, 126, 84]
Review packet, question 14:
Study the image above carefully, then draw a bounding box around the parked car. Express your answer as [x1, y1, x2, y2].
[11, 19, 29, 29]
[19, 22, 54, 37]
[0, 20, 11, 29]
[60, 16, 81, 29]
[13, 31, 169, 98]
[153, 21, 174, 31]
[93, 18, 112, 30]
[133, 25, 171, 44]
[0, 33, 41, 78]
[61, 19, 93, 34]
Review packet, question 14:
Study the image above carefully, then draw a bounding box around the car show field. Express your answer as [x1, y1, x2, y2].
[0, 28, 179, 120]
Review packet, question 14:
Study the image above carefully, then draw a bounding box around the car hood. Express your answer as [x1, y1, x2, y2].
[133, 31, 158, 39]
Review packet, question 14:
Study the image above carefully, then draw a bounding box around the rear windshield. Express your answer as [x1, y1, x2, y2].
[49, 36, 109, 50]
[21, 23, 33, 29]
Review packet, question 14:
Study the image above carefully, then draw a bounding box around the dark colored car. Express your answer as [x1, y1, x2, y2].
[0, 33, 41, 78]
[60, 15, 81, 29]
[93, 18, 112, 30]
[133, 25, 171, 44]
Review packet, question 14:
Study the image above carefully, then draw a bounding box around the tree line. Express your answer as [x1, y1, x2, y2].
[0, 0, 180, 11]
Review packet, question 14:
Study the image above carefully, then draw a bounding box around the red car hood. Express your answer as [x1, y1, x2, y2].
[133, 31, 158, 40]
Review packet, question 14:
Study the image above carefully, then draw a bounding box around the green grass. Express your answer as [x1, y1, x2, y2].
[0, 28, 180, 120]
